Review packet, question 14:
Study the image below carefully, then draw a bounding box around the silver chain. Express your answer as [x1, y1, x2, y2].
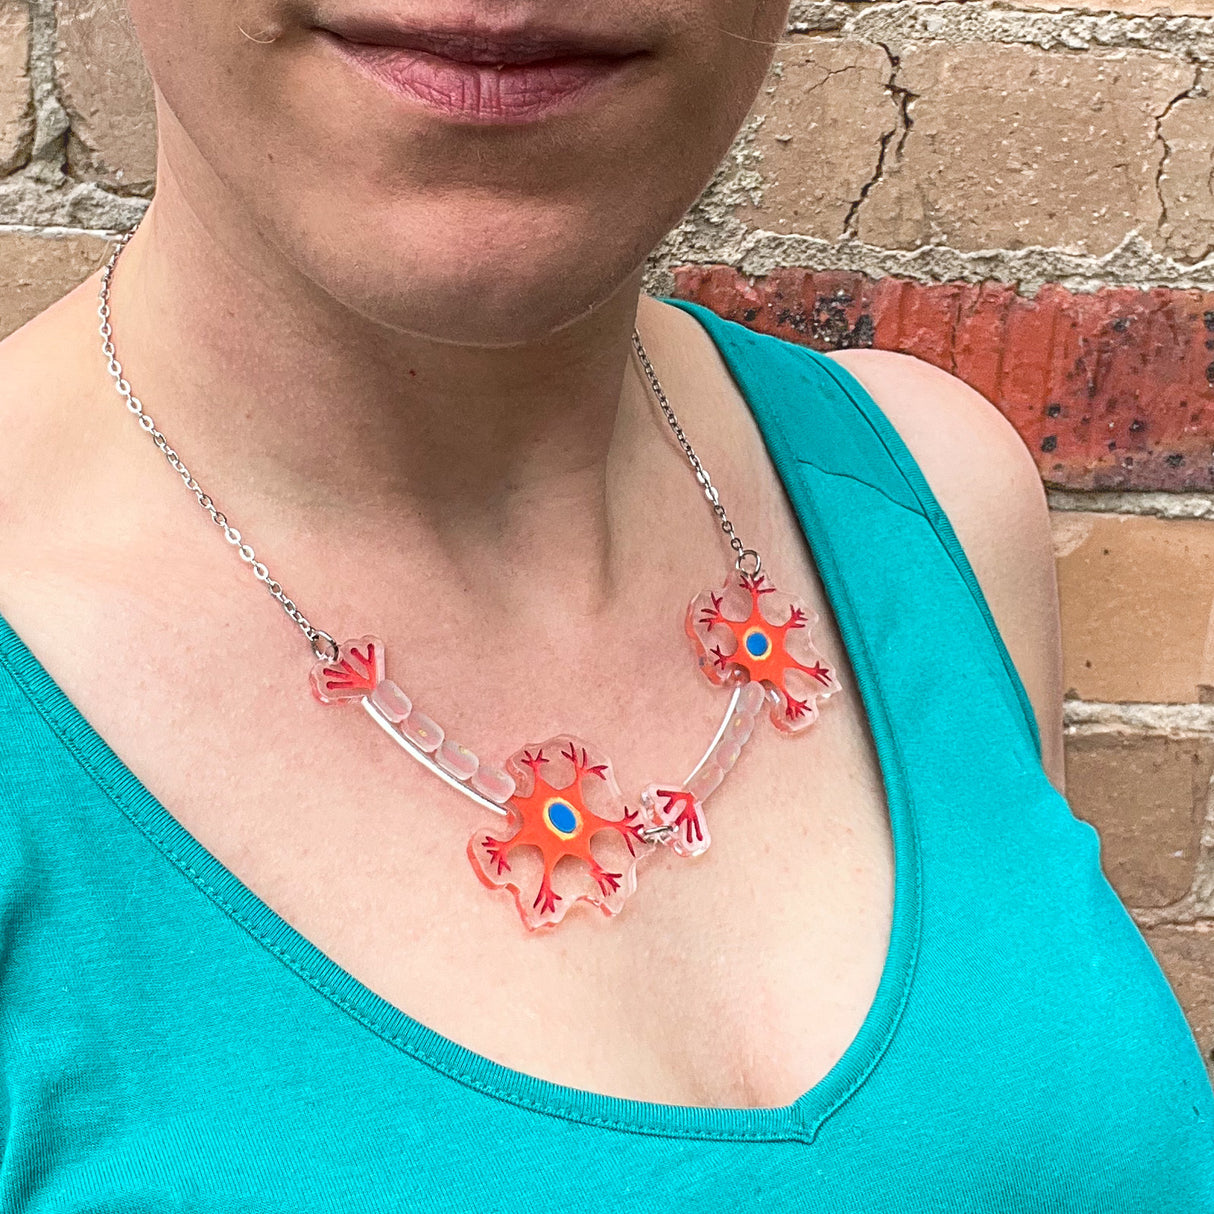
[630, 330, 760, 578]
[96, 223, 759, 662]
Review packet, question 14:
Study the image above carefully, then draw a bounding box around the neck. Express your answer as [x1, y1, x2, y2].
[106, 182, 663, 612]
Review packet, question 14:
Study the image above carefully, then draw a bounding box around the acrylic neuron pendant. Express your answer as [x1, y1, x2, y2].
[309, 640, 651, 931]
[468, 738, 650, 931]
[306, 562, 840, 931]
[686, 569, 841, 732]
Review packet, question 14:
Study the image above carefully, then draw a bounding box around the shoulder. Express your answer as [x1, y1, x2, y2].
[0, 275, 102, 530]
[824, 348, 1065, 790]
[0, 321, 48, 536]
[823, 348, 1043, 518]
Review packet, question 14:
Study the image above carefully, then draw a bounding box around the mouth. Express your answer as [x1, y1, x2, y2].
[313, 16, 649, 124]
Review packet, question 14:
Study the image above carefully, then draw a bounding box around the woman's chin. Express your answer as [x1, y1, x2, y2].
[316, 237, 647, 348]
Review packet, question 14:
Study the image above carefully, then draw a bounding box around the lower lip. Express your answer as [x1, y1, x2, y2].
[321, 34, 638, 124]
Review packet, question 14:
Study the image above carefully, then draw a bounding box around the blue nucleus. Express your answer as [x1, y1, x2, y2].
[546, 800, 578, 835]
[745, 629, 771, 659]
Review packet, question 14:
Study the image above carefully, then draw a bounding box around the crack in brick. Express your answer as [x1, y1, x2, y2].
[1155, 68, 1213, 264]
[840, 130, 894, 237]
[798, 63, 860, 93]
[841, 43, 916, 237]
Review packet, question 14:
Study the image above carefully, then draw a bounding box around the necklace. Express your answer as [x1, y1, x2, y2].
[96, 225, 841, 931]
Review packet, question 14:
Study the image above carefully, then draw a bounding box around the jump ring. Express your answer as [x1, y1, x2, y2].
[735, 548, 762, 576]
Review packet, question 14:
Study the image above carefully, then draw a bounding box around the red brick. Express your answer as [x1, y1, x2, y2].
[672, 267, 1214, 492]
[950, 284, 1016, 405]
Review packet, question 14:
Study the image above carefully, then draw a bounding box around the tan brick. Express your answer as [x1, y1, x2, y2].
[0, 231, 112, 339]
[1053, 513, 1214, 703]
[54, 0, 155, 193]
[0, 0, 33, 175]
[856, 43, 1190, 255]
[1140, 926, 1214, 1079]
[736, 39, 899, 239]
[1065, 733, 1209, 906]
[1158, 83, 1214, 263]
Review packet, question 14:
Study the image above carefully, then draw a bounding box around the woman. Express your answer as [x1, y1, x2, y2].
[0, 0, 1209, 1208]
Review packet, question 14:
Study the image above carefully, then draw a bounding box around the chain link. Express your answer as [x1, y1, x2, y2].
[631, 330, 760, 576]
[97, 226, 339, 661]
[96, 222, 760, 664]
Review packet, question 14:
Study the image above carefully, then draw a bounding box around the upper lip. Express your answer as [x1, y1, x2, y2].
[315, 14, 647, 64]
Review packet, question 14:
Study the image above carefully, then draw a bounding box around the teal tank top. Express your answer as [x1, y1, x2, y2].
[1, 300, 1211, 1211]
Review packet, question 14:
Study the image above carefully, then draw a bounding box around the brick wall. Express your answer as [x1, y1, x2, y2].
[2, 0, 1212, 1075]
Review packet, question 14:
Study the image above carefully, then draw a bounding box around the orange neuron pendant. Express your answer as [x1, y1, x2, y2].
[309, 561, 839, 932]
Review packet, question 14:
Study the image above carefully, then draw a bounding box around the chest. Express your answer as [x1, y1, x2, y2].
[0, 547, 897, 1110]
[10, 638, 1210, 1214]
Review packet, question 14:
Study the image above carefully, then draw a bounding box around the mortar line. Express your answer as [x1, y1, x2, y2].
[832, 0, 1214, 66]
[1048, 492, 1214, 518]
[12, 216, 1214, 302]
[25, 0, 68, 179]
[1064, 702, 1214, 734]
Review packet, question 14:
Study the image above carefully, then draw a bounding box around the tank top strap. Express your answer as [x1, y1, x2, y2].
[663, 297, 1043, 766]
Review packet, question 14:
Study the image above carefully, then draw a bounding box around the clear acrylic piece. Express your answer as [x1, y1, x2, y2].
[736, 679, 769, 717]
[369, 677, 412, 722]
[400, 710, 444, 753]
[470, 763, 516, 805]
[685, 759, 724, 803]
[436, 739, 479, 781]
[711, 737, 743, 776]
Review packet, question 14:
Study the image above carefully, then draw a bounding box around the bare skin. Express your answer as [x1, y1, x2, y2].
[0, 270, 1062, 1110]
[0, 0, 1063, 1108]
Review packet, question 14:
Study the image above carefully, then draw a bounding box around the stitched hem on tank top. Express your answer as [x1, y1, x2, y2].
[797, 351, 1043, 764]
[0, 304, 926, 1143]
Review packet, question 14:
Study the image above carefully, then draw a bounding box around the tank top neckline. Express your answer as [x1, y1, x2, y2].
[0, 298, 923, 1145]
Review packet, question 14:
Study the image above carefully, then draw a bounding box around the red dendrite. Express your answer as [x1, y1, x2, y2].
[642, 784, 710, 858]
[741, 572, 776, 597]
[615, 807, 647, 857]
[467, 736, 651, 930]
[309, 635, 386, 704]
[590, 863, 622, 895]
[520, 748, 548, 775]
[698, 592, 725, 628]
[686, 571, 841, 733]
[533, 876, 559, 916]
[482, 836, 512, 875]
